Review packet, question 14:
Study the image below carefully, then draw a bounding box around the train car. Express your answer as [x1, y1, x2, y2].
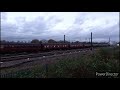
[84, 43, 91, 48]
[42, 43, 70, 51]
[70, 43, 84, 49]
[1, 44, 10, 53]
[1, 42, 110, 54]
[0, 43, 42, 54]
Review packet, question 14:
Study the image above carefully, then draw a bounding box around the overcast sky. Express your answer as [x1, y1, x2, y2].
[1, 12, 119, 42]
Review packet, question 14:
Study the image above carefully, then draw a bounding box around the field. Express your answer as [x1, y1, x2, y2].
[0, 46, 119, 78]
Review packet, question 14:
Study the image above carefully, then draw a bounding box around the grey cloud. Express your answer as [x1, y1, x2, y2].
[63, 21, 119, 42]
[15, 17, 26, 23]
[90, 23, 119, 42]
[22, 17, 48, 34]
[1, 23, 18, 37]
[1, 12, 119, 42]
[21, 16, 63, 36]
[1, 12, 7, 21]
[46, 15, 63, 28]
[74, 13, 88, 25]
[1, 15, 63, 41]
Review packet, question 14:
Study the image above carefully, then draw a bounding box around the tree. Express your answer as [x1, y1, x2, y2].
[31, 39, 40, 44]
[75, 41, 79, 43]
[1, 40, 6, 43]
[48, 39, 56, 43]
[17, 41, 21, 43]
[39, 41, 42, 44]
[41, 39, 48, 43]
[58, 40, 64, 43]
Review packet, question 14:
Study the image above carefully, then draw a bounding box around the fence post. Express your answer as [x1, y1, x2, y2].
[45, 64, 48, 78]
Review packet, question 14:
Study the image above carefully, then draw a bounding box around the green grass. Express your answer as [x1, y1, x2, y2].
[1, 47, 119, 78]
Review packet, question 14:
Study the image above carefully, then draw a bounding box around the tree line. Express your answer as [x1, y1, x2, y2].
[0, 39, 70, 44]
[0, 39, 112, 44]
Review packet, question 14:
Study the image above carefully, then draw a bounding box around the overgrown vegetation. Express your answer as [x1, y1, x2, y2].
[1, 47, 119, 78]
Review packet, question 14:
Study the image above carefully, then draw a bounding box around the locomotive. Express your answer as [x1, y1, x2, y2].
[0, 42, 109, 54]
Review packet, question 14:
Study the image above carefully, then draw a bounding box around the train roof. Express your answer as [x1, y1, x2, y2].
[1, 42, 109, 45]
[0, 43, 70, 45]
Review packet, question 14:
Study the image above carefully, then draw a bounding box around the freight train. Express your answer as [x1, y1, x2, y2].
[0, 42, 110, 54]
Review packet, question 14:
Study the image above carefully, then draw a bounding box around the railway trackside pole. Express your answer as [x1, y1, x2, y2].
[91, 32, 93, 50]
[109, 37, 110, 45]
[89, 38, 90, 43]
[64, 35, 65, 43]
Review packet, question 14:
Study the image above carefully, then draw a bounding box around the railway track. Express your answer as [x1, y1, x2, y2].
[0, 48, 91, 68]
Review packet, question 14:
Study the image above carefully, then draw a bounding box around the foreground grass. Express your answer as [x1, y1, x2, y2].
[1, 47, 119, 78]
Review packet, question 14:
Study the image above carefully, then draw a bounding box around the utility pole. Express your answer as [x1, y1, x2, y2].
[109, 37, 110, 45]
[64, 35, 65, 43]
[89, 38, 90, 43]
[91, 32, 93, 50]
